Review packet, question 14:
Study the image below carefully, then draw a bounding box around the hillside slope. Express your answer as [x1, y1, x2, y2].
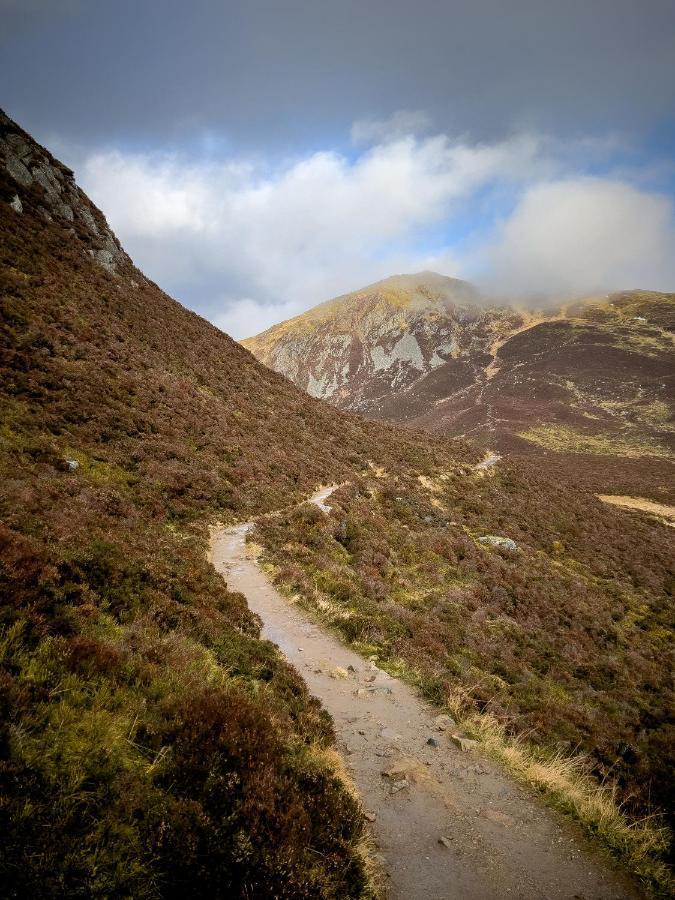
[243, 274, 675, 464]
[0, 111, 469, 898]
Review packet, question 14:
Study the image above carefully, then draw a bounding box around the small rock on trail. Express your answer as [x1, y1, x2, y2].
[450, 734, 481, 752]
[433, 713, 456, 731]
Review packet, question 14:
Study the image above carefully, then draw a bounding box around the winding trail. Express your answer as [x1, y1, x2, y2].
[210, 488, 637, 900]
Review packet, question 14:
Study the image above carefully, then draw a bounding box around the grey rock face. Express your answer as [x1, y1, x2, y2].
[5, 152, 33, 186]
[32, 161, 63, 201]
[478, 535, 518, 551]
[78, 206, 99, 235]
[95, 249, 117, 273]
[1, 110, 126, 276]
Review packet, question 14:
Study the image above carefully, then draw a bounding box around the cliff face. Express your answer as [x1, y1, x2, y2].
[1, 109, 126, 274]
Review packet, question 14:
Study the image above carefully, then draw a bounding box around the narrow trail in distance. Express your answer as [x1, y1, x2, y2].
[210, 488, 637, 900]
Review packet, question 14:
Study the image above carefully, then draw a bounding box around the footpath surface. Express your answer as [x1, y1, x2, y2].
[210, 488, 638, 900]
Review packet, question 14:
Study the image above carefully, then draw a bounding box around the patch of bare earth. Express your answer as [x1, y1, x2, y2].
[597, 494, 675, 526]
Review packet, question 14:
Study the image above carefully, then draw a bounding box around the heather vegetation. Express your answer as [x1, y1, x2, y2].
[0, 114, 473, 896]
[255, 458, 674, 890]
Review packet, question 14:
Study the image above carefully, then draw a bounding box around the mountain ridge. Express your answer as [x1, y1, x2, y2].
[243, 272, 675, 460]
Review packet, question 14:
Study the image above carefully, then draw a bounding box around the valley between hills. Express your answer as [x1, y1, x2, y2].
[1, 109, 673, 898]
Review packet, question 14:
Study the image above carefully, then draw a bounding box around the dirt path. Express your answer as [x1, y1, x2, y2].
[210, 489, 637, 900]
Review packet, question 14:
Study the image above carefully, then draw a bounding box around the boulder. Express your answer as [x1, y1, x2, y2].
[478, 535, 518, 551]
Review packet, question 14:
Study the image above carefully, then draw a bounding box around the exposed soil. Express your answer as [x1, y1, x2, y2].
[210, 488, 639, 900]
[597, 494, 675, 526]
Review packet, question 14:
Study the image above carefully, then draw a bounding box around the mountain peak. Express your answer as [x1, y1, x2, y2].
[243, 268, 675, 446]
[366, 269, 471, 292]
[242, 270, 492, 401]
[243, 271, 481, 351]
[323, 270, 480, 314]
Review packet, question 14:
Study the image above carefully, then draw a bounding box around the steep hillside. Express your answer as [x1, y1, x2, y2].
[0, 111, 469, 897]
[244, 274, 675, 469]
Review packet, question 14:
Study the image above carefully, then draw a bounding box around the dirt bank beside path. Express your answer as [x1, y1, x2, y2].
[210, 489, 638, 900]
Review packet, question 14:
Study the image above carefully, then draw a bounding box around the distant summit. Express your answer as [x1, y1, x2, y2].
[243, 273, 675, 456]
[242, 270, 488, 405]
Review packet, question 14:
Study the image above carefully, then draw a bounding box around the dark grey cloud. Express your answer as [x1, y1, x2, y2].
[1, 0, 674, 151]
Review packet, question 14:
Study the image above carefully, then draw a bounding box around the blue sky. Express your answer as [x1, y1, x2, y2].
[2, 0, 674, 336]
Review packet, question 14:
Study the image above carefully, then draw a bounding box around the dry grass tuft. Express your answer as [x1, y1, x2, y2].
[463, 711, 673, 895]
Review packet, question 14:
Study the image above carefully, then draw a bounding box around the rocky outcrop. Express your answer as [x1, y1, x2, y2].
[0, 109, 127, 276]
[478, 535, 518, 551]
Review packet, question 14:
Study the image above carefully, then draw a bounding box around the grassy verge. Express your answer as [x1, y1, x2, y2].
[455, 708, 672, 894]
[260, 556, 672, 895]
[312, 746, 384, 900]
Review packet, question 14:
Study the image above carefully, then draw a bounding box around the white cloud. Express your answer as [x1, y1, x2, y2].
[72, 126, 675, 339]
[77, 131, 544, 337]
[482, 177, 675, 296]
[213, 296, 305, 340]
